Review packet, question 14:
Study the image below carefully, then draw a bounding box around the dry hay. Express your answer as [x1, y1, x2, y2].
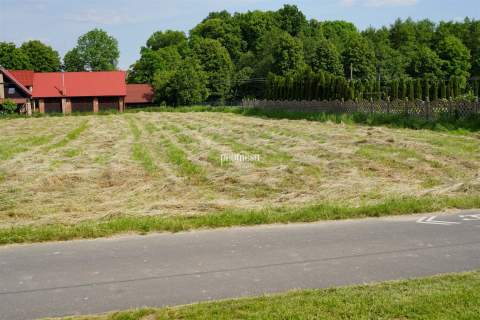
[0, 112, 479, 227]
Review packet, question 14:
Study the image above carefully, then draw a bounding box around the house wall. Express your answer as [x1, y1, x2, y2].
[0, 73, 4, 100]
[35, 96, 125, 114]
[3, 77, 29, 100]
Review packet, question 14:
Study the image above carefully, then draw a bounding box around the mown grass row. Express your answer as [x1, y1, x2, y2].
[151, 123, 206, 182]
[44, 120, 89, 151]
[0, 135, 53, 160]
[49, 271, 480, 320]
[2, 194, 479, 245]
[127, 118, 157, 174]
[3, 106, 479, 132]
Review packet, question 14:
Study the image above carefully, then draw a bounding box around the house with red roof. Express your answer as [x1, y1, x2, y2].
[32, 71, 127, 113]
[125, 84, 154, 107]
[0, 67, 33, 112]
[8, 70, 34, 91]
[1, 67, 154, 114]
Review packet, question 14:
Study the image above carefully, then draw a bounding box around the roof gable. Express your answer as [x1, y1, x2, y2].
[32, 71, 126, 98]
[0, 67, 32, 97]
[8, 70, 34, 87]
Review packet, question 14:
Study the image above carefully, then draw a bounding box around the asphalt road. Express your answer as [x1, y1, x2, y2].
[1, 211, 480, 320]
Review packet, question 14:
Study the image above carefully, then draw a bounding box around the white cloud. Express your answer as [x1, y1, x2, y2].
[366, 0, 417, 6]
[64, 9, 144, 25]
[342, 0, 418, 7]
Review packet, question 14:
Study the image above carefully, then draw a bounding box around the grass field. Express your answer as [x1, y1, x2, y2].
[47, 271, 480, 319]
[1, 111, 480, 243]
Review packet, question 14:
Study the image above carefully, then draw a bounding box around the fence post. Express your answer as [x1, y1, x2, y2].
[425, 98, 430, 121]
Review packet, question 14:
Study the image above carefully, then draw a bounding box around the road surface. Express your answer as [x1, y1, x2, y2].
[1, 211, 480, 319]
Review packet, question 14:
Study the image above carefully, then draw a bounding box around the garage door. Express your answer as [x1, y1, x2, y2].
[98, 97, 119, 111]
[71, 97, 93, 112]
[44, 98, 62, 113]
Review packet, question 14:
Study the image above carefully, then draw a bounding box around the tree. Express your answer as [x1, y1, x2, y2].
[127, 46, 182, 84]
[65, 29, 119, 71]
[0, 42, 31, 70]
[156, 57, 209, 106]
[190, 18, 245, 61]
[191, 37, 234, 102]
[464, 19, 480, 76]
[321, 21, 358, 53]
[341, 35, 376, 79]
[304, 38, 343, 76]
[63, 48, 84, 72]
[256, 29, 305, 77]
[20, 40, 61, 72]
[146, 30, 187, 50]
[435, 35, 471, 78]
[276, 4, 307, 37]
[406, 46, 444, 78]
[389, 18, 416, 50]
[363, 27, 407, 80]
[233, 10, 278, 51]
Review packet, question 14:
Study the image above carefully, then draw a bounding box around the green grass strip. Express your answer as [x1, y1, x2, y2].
[45, 120, 89, 151]
[0, 135, 53, 160]
[2, 195, 480, 245]
[164, 142, 203, 177]
[128, 117, 157, 174]
[47, 270, 480, 320]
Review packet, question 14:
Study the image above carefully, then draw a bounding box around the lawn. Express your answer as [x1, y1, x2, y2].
[1, 111, 480, 243]
[47, 271, 480, 319]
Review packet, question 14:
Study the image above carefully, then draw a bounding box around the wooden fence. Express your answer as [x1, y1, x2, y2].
[242, 99, 480, 119]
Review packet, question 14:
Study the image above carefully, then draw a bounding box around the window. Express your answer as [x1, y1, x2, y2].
[8, 88, 15, 95]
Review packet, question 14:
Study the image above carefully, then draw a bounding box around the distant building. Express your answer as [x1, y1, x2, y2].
[0, 67, 33, 112]
[32, 71, 127, 113]
[125, 84, 155, 107]
[0, 67, 154, 113]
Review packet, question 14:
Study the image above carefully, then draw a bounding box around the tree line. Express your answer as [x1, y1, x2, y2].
[266, 72, 480, 102]
[1, 4, 479, 105]
[0, 29, 119, 72]
[129, 5, 480, 104]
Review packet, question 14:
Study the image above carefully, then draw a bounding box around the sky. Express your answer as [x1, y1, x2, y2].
[1, 0, 479, 69]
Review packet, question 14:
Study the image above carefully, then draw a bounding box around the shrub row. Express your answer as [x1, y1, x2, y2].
[266, 72, 480, 101]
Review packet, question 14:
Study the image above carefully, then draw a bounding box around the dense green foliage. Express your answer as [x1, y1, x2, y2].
[0, 42, 31, 70]
[2, 5, 479, 105]
[19, 40, 61, 72]
[126, 6, 480, 104]
[0, 41, 61, 71]
[266, 72, 479, 101]
[64, 29, 119, 71]
[0, 99, 17, 115]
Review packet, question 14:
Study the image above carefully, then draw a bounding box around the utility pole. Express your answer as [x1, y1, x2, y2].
[350, 63, 353, 81]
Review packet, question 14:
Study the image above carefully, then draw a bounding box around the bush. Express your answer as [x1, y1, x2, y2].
[0, 99, 17, 115]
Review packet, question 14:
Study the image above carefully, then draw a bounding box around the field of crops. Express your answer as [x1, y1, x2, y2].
[1, 111, 479, 228]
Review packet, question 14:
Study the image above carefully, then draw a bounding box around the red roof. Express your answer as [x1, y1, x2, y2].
[8, 70, 34, 87]
[32, 71, 126, 98]
[0, 67, 32, 97]
[125, 84, 154, 104]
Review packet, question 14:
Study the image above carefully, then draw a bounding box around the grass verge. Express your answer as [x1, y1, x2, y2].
[4, 105, 479, 132]
[2, 195, 479, 245]
[240, 108, 480, 132]
[47, 270, 480, 319]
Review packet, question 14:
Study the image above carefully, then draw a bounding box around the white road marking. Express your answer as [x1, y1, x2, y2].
[459, 214, 480, 221]
[416, 216, 460, 226]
